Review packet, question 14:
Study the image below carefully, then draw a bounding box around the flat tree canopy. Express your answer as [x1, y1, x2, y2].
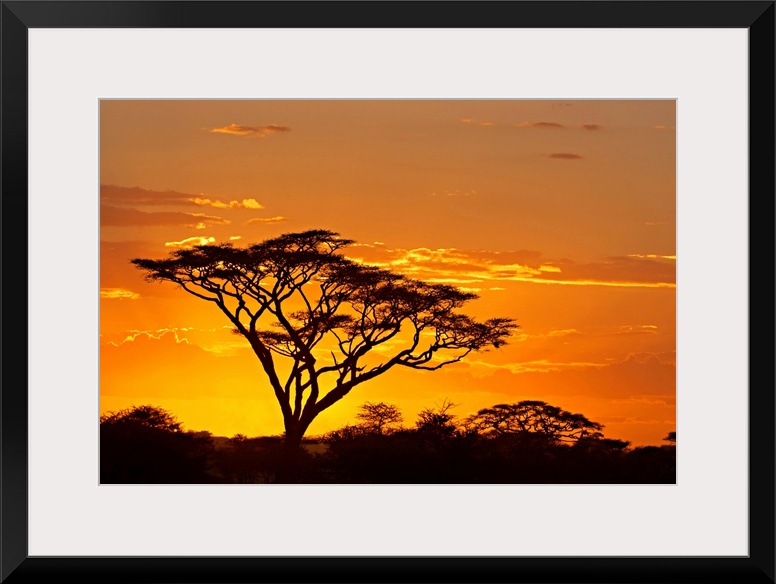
[466, 401, 604, 443]
[132, 229, 517, 450]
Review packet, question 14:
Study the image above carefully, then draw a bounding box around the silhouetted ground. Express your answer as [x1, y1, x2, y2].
[100, 427, 675, 484]
[100, 403, 675, 484]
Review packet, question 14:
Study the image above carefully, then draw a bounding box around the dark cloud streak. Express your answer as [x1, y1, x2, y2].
[546, 153, 583, 160]
[517, 121, 566, 129]
[101, 206, 229, 227]
[101, 185, 199, 207]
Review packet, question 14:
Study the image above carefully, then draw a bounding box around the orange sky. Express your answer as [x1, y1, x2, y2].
[99, 100, 675, 446]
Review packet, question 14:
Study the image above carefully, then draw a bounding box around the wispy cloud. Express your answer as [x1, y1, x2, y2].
[102, 326, 249, 356]
[229, 235, 242, 241]
[465, 350, 676, 400]
[100, 185, 265, 211]
[101, 184, 199, 207]
[345, 246, 675, 289]
[106, 329, 191, 347]
[430, 189, 477, 197]
[463, 119, 567, 129]
[245, 216, 288, 225]
[191, 197, 264, 210]
[209, 123, 291, 138]
[101, 206, 230, 228]
[164, 236, 216, 248]
[545, 153, 583, 160]
[460, 118, 495, 126]
[627, 253, 676, 260]
[100, 288, 140, 300]
[515, 121, 565, 129]
[462, 119, 604, 133]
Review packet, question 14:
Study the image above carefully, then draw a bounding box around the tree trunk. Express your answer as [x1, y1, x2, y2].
[277, 420, 307, 483]
[283, 426, 304, 452]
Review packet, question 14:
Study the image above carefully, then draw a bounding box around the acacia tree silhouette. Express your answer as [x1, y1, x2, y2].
[132, 230, 517, 453]
[465, 400, 604, 443]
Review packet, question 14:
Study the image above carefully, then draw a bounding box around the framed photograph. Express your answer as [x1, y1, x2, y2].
[3, 2, 773, 583]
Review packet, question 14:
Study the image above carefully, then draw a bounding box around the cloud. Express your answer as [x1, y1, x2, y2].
[469, 350, 676, 401]
[102, 326, 251, 355]
[100, 331, 264, 400]
[101, 184, 201, 207]
[430, 189, 477, 197]
[459, 118, 496, 127]
[581, 124, 602, 131]
[209, 123, 291, 138]
[245, 216, 288, 225]
[545, 153, 583, 160]
[191, 198, 264, 210]
[101, 206, 230, 227]
[101, 185, 264, 212]
[462, 120, 570, 130]
[345, 245, 675, 288]
[111, 329, 191, 346]
[516, 121, 565, 129]
[627, 253, 676, 260]
[229, 235, 242, 241]
[100, 288, 140, 300]
[538, 264, 561, 273]
[536, 255, 675, 287]
[164, 236, 216, 248]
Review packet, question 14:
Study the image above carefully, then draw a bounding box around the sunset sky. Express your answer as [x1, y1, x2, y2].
[99, 99, 676, 447]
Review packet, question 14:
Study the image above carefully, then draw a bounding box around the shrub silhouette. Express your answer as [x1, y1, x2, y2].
[100, 405, 214, 483]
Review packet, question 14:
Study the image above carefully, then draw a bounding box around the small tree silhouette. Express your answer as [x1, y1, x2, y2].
[415, 399, 460, 438]
[355, 402, 403, 435]
[132, 230, 517, 453]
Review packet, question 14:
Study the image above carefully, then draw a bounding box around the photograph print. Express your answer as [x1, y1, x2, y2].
[99, 99, 676, 484]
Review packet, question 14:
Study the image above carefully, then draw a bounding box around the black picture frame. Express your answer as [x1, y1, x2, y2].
[1, 2, 773, 583]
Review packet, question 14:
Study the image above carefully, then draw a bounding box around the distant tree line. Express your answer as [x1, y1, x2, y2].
[100, 402, 675, 484]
